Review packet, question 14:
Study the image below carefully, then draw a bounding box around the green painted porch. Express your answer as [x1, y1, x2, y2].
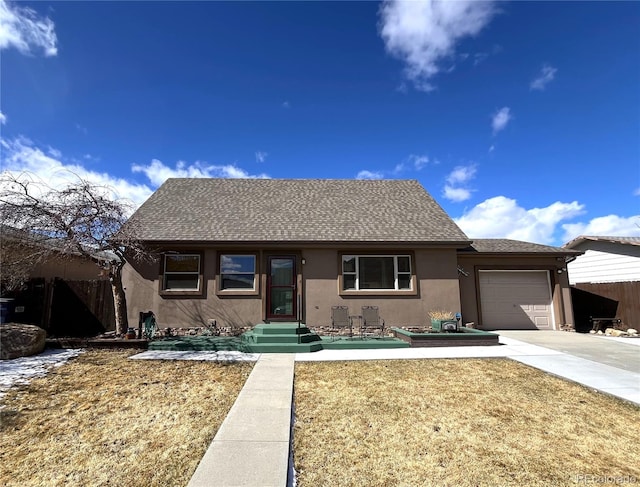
[148, 322, 409, 353]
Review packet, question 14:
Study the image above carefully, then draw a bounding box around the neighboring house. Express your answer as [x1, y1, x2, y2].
[0, 225, 112, 286]
[0, 226, 107, 290]
[564, 236, 640, 329]
[0, 226, 114, 333]
[564, 236, 640, 284]
[122, 178, 579, 331]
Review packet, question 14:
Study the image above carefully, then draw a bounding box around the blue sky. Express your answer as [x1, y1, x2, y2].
[1, 0, 639, 245]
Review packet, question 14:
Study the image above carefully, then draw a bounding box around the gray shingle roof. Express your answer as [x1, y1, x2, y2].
[564, 235, 640, 248]
[461, 239, 581, 255]
[125, 178, 470, 244]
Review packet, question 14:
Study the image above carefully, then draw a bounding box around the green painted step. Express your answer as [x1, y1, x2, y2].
[147, 325, 412, 353]
[251, 323, 313, 335]
[241, 332, 321, 344]
[321, 338, 410, 350]
[244, 342, 324, 353]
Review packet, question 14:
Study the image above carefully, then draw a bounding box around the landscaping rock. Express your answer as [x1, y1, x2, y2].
[0, 323, 47, 360]
[610, 329, 627, 337]
[627, 329, 638, 335]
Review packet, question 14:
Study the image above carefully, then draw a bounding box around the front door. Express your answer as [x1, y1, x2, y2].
[267, 256, 296, 320]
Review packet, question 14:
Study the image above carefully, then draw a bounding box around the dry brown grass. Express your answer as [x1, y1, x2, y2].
[0, 350, 253, 487]
[294, 359, 640, 487]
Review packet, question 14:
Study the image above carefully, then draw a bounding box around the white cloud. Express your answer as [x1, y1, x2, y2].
[409, 154, 429, 170]
[491, 107, 512, 134]
[356, 170, 384, 180]
[379, 0, 497, 92]
[282, 101, 290, 109]
[0, 136, 152, 211]
[530, 64, 558, 91]
[473, 52, 488, 66]
[0, 111, 6, 124]
[131, 159, 270, 188]
[394, 154, 430, 174]
[455, 196, 585, 244]
[75, 123, 88, 135]
[633, 187, 640, 196]
[46, 146, 62, 159]
[395, 82, 409, 94]
[488, 145, 495, 153]
[0, 0, 57, 56]
[473, 44, 502, 66]
[83, 153, 100, 162]
[255, 151, 268, 163]
[443, 186, 471, 203]
[443, 164, 476, 202]
[562, 215, 640, 243]
[446, 164, 476, 185]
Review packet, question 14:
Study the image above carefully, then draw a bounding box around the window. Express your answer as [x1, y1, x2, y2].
[342, 255, 412, 291]
[220, 254, 256, 290]
[163, 254, 201, 291]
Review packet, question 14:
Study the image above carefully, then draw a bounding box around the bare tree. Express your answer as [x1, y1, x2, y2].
[0, 226, 48, 292]
[0, 172, 150, 335]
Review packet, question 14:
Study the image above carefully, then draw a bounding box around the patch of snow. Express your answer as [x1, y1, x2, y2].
[129, 350, 260, 362]
[288, 400, 297, 487]
[0, 349, 83, 402]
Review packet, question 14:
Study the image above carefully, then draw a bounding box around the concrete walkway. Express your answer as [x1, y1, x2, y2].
[186, 354, 294, 487]
[131, 331, 640, 487]
[498, 335, 639, 405]
[497, 330, 640, 372]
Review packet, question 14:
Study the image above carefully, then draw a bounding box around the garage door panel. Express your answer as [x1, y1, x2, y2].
[479, 271, 553, 330]
[534, 316, 550, 327]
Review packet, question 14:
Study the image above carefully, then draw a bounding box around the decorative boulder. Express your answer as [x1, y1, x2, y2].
[0, 323, 47, 360]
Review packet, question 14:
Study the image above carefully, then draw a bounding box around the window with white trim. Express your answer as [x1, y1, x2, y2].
[342, 255, 412, 291]
[220, 254, 256, 290]
[163, 254, 201, 291]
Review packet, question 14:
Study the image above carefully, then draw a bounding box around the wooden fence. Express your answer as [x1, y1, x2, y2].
[10, 278, 115, 336]
[571, 281, 640, 332]
[49, 278, 115, 336]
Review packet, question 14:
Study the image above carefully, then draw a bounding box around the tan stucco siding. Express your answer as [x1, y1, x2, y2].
[457, 254, 573, 329]
[123, 249, 263, 329]
[123, 246, 463, 329]
[302, 248, 461, 327]
[301, 249, 338, 326]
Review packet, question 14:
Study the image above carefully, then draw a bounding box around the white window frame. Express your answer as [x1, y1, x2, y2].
[163, 254, 201, 291]
[220, 254, 257, 291]
[342, 255, 412, 291]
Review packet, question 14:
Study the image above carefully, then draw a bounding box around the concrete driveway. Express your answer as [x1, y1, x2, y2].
[497, 330, 640, 373]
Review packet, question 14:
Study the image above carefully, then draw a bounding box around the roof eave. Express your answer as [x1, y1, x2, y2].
[137, 238, 473, 248]
[564, 235, 640, 249]
[458, 249, 584, 256]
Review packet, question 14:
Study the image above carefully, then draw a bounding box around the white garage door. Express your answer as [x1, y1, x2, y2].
[479, 271, 554, 330]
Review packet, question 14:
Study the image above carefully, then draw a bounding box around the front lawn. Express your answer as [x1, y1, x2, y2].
[294, 359, 639, 487]
[0, 350, 253, 487]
